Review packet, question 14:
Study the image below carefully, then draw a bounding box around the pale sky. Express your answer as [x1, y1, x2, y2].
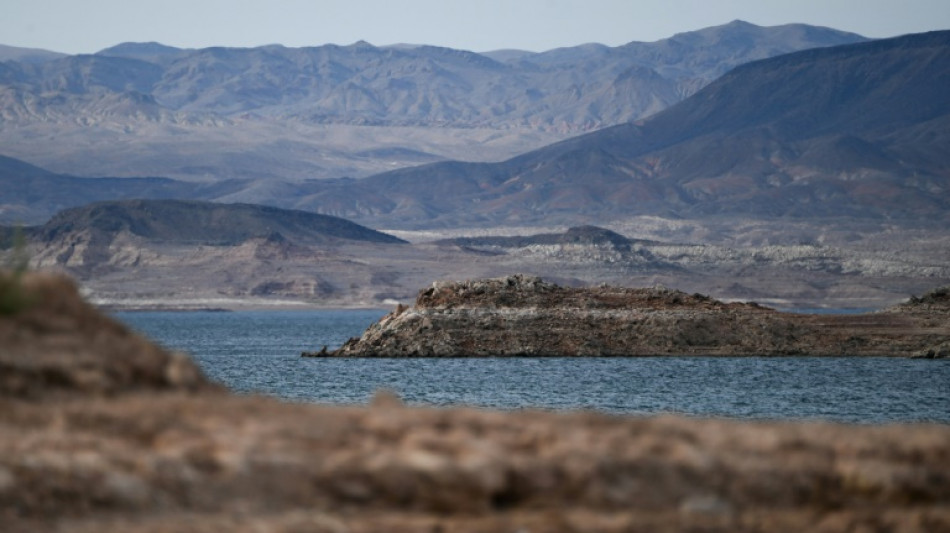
[4, 0, 950, 54]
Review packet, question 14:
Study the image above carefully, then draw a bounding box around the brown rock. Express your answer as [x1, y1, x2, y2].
[323, 275, 950, 357]
[0, 271, 220, 399]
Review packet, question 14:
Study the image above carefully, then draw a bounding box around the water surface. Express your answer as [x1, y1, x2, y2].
[116, 310, 950, 424]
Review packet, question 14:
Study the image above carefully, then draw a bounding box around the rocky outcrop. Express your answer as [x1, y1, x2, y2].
[4, 271, 950, 532]
[319, 275, 950, 357]
[914, 339, 950, 359]
[0, 272, 218, 399]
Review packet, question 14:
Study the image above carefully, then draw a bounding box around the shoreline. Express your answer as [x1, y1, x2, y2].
[95, 299, 393, 313]
[91, 294, 886, 315]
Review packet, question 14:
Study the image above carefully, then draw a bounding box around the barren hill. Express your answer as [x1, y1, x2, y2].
[33, 199, 406, 246]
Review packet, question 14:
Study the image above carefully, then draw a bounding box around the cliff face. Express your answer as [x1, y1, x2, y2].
[2, 272, 950, 532]
[323, 275, 950, 357]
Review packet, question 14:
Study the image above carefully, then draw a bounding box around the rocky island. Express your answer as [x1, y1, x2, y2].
[314, 275, 950, 357]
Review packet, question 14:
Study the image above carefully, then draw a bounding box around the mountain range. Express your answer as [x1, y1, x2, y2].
[3, 29, 946, 232]
[0, 21, 864, 181]
[3, 24, 949, 309]
[285, 30, 950, 228]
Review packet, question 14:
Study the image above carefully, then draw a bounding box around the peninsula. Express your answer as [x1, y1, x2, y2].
[312, 275, 950, 357]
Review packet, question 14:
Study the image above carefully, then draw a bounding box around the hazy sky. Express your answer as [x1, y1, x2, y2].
[4, 0, 950, 54]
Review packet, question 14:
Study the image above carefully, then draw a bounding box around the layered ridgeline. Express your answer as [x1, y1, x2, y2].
[4, 29, 945, 229]
[0, 154, 248, 224]
[296, 31, 950, 228]
[0, 21, 864, 182]
[29, 198, 405, 247]
[1, 21, 862, 131]
[316, 275, 950, 357]
[7, 210, 949, 310]
[3, 273, 950, 532]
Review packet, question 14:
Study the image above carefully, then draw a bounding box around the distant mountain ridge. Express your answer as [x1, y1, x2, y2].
[3, 30, 946, 230]
[0, 20, 864, 131]
[96, 42, 192, 64]
[143, 21, 868, 128]
[285, 30, 950, 228]
[0, 44, 66, 64]
[31, 199, 406, 246]
[0, 154, 245, 225]
[0, 21, 866, 182]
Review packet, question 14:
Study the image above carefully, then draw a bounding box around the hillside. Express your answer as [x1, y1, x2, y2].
[30, 199, 406, 246]
[0, 21, 864, 182]
[6, 199, 413, 308]
[0, 154, 249, 225]
[292, 31, 950, 228]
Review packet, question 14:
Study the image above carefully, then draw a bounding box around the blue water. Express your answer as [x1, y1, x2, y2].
[115, 310, 950, 424]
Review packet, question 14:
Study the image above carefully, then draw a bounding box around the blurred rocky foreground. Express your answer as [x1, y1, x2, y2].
[1, 272, 949, 532]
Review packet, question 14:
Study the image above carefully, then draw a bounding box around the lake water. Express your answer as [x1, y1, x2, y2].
[114, 310, 950, 424]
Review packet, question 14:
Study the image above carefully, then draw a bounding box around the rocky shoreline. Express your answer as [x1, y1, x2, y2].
[2, 272, 950, 531]
[312, 275, 950, 357]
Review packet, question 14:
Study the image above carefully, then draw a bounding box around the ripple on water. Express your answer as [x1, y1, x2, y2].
[116, 310, 950, 424]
